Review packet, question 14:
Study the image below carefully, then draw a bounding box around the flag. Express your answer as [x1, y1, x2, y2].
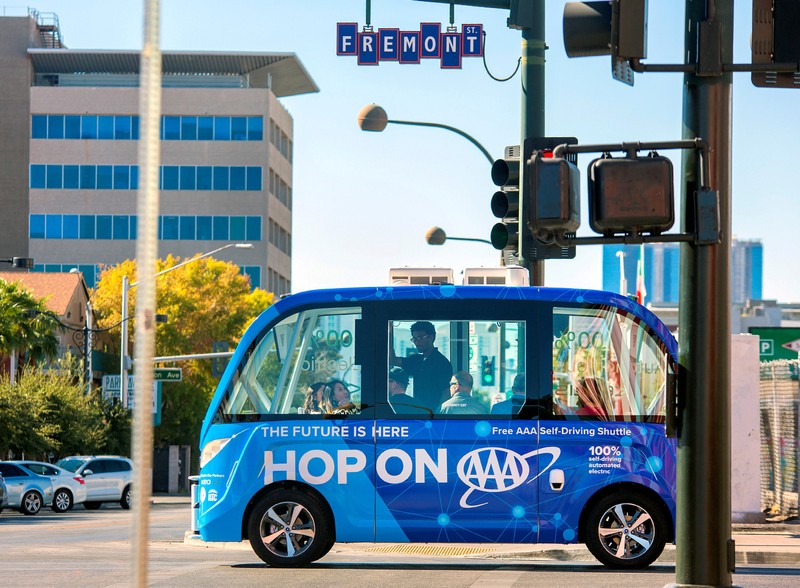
[636, 244, 647, 305]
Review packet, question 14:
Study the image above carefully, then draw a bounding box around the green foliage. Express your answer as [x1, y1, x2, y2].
[92, 255, 274, 447]
[0, 277, 61, 363]
[0, 360, 131, 460]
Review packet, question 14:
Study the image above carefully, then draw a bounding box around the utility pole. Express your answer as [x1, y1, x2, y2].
[673, 0, 734, 585]
[518, 1, 546, 285]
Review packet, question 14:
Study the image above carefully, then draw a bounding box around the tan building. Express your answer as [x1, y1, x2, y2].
[0, 9, 318, 294]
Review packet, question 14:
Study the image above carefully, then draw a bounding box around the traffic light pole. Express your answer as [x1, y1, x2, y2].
[519, 1, 546, 286]
[672, 0, 734, 586]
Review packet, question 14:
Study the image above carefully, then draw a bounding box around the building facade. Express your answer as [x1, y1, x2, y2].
[602, 238, 763, 305]
[0, 10, 317, 293]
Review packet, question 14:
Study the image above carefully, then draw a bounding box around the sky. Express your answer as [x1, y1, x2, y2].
[19, 0, 800, 302]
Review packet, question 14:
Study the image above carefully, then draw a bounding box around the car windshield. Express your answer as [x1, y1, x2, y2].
[56, 458, 87, 473]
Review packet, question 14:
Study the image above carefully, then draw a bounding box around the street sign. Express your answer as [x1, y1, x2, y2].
[783, 338, 800, 353]
[102, 374, 160, 420]
[154, 368, 182, 382]
[749, 327, 800, 360]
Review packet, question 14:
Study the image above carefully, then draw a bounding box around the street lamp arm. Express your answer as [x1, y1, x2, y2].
[445, 236, 493, 245]
[132, 243, 252, 287]
[388, 119, 494, 165]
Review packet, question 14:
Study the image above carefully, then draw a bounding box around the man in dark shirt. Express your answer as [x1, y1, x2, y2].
[391, 321, 452, 412]
[388, 367, 432, 416]
[491, 373, 526, 415]
[438, 371, 486, 415]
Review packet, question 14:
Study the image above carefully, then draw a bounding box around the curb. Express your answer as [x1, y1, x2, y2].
[182, 532, 800, 565]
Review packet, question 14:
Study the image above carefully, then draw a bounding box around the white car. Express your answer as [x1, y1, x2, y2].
[15, 461, 87, 513]
[56, 456, 133, 510]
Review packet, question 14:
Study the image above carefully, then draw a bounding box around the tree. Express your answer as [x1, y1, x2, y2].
[0, 278, 61, 384]
[0, 359, 117, 460]
[91, 256, 273, 447]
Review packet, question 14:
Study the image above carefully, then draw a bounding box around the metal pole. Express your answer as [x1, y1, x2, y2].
[120, 275, 129, 407]
[84, 300, 92, 395]
[387, 119, 494, 164]
[519, 0, 546, 285]
[131, 0, 161, 585]
[616, 250, 627, 295]
[672, 0, 734, 586]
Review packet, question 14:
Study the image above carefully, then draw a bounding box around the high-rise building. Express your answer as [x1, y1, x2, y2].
[0, 10, 318, 293]
[602, 239, 763, 305]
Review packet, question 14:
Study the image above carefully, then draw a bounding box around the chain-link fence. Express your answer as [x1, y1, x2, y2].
[760, 360, 799, 519]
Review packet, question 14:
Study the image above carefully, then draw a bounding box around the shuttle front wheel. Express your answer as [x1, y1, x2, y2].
[247, 488, 334, 567]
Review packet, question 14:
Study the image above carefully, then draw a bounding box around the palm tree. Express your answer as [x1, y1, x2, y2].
[0, 278, 61, 384]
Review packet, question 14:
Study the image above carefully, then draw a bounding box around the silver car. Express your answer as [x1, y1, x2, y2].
[0, 462, 54, 515]
[15, 461, 87, 513]
[0, 474, 7, 513]
[55, 456, 133, 510]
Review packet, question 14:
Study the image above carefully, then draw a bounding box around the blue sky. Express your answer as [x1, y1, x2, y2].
[28, 1, 800, 302]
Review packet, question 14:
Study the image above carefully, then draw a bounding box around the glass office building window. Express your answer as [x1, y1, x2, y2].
[32, 115, 48, 138]
[80, 165, 96, 189]
[180, 216, 196, 240]
[198, 116, 214, 140]
[96, 216, 112, 239]
[98, 116, 114, 139]
[82, 115, 98, 139]
[214, 117, 231, 141]
[30, 215, 45, 238]
[229, 166, 246, 191]
[33, 114, 264, 141]
[197, 166, 212, 190]
[181, 116, 197, 141]
[45, 214, 62, 239]
[30, 214, 262, 242]
[231, 117, 247, 141]
[97, 166, 113, 189]
[63, 215, 79, 239]
[248, 116, 263, 141]
[65, 115, 81, 139]
[197, 216, 213, 240]
[30, 165, 46, 189]
[64, 165, 79, 189]
[115, 116, 132, 140]
[80, 215, 95, 239]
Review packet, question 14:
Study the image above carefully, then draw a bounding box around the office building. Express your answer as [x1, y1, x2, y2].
[602, 238, 763, 305]
[0, 9, 318, 293]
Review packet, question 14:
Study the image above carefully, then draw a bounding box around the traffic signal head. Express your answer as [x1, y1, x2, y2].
[752, 0, 800, 88]
[588, 154, 674, 236]
[490, 156, 523, 253]
[481, 356, 496, 386]
[526, 151, 581, 239]
[563, 0, 648, 85]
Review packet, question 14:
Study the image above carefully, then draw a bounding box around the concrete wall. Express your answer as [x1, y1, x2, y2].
[0, 17, 35, 259]
[731, 333, 765, 522]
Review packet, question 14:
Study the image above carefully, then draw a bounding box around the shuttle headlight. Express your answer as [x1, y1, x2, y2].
[200, 437, 231, 468]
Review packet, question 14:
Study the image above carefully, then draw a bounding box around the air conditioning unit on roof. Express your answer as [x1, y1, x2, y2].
[462, 266, 529, 286]
[389, 267, 454, 286]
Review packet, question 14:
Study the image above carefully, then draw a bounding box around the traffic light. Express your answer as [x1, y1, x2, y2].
[490, 150, 522, 255]
[752, 0, 800, 88]
[563, 0, 648, 85]
[587, 153, 674, 236]
[522, 137, 579, 260]
[481, 356, 496, 386]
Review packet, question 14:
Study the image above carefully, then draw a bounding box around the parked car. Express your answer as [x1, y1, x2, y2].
[0, 462, 54, 515]
[13, 461, 87, 513]
[55, 456, 133, 510]
[0, 473, 7, 514]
